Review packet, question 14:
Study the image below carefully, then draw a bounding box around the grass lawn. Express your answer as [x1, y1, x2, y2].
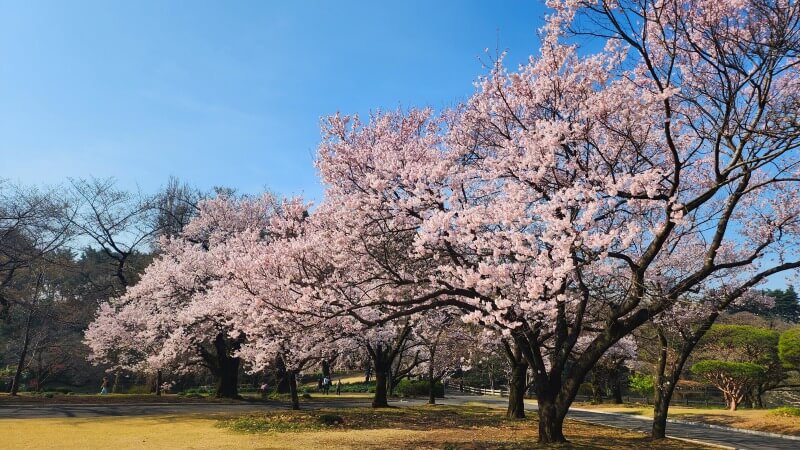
[573, 402, 800, 436]
[1, 405, 709, 449]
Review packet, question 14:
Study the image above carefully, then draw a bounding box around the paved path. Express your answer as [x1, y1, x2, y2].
[426, 394, 799, 450]
[1, 395, 797, 449]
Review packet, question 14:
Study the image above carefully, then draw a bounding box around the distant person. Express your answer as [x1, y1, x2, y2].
[336, 379, 341, 395]
[260, 382, 269, 399]
[322, 376, 330, 394]
[100, 376, 109, 395]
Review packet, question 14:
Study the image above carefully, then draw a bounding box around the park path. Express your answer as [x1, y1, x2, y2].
[1, 394, 798, 449]
[422, 393, 799, 450]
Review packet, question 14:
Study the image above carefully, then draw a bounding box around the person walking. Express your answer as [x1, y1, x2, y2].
[322, 376, 330, 394]
[260, 382, 269, 399]
[100, 376, 109, 395]
[336, 379, 342, 395]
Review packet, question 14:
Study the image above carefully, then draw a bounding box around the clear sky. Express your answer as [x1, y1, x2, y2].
[0, 0, 547, 201]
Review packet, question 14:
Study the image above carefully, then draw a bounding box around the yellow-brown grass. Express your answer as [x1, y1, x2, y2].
[2, 405, 709, 449]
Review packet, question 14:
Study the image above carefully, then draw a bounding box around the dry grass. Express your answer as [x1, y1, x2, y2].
[574, 402, 800, 436]
[1, 405, 710, 449]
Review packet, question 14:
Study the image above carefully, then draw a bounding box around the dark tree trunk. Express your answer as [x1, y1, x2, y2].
[215, 358, 240, 399]
[591, 380, 603, 404]
[652, 382, 677, 439]
[372, 361, 390, 408]
[321, 360, 331, 378]
[652, 326, 694, 439]
[507, 359, 528, 419]
[275, 354, 290, 393]
[112, 371, 122, 393]
[652, 328, 672, 439]
[10, 305, 34, 396]
[652, 314, 722, 439]
[288, 371, 300, 410]
[610, 369, 623, 404]
[503, 340, 527, 419]
[155, 370, 162, 396]
[537, 395, 567, 444]
[428, 364, 436, 405]
[212, 334, 241, 399]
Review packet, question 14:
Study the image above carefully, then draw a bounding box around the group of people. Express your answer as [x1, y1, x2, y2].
[318, 375, 341, 395]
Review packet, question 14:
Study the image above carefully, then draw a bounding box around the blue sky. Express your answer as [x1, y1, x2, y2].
[0, 0, 547, 201]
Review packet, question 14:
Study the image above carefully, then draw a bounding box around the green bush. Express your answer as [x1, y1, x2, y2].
[335, 381, 375, 393]
[180, 387, 213, 396]
[770, 406, 800, 417]
[126, 385, 152, 395]
[395, 379, 444, 398]
[628, 373, 655, 398]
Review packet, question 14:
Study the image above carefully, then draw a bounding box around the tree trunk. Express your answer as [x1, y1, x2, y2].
[322, 360, 331, 379]
[537, 396, 567, 444]
[155, 370, 162, 396]
[288, 371, 300, 410]
[372, 366, 389, 408]
[652, 328, 671, 439]
[215, 357, 240, 399]
[651, 317, 717, 439]
[112, 371, 121, 393]
[275, 354, 290, 393]
[9, 305, 34, 396]
[212, 334, 240, 399]
[652, 381, 677, 440]
[507, 360, 527, 419]
[610, 374, 623, 404]
[427, 363, 436, 405]
[591, 381, 602, 404]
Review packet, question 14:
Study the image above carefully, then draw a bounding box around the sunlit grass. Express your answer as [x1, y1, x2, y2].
[1, 405, 709, 449]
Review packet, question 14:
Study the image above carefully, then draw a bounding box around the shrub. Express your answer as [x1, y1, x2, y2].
[770, 406, 800, 417]
[301, 393, 312, 399]
[334, 381, 375, 393]
[628, 373, 655, 398]
[127, 385, 152, 395]
[395, 379, 443, 398]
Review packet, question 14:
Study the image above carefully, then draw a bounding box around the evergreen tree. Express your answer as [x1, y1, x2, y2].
[767, 287, 800, 323]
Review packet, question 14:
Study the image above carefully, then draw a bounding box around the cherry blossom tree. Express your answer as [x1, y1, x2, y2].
[314, 0, 800, 442]
[415, 310, 475, 404]
[85, 193, 283, 398]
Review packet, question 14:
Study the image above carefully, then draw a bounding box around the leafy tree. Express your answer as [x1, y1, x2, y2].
[629, 373, 655, 399]
[768, 287, 800, 323]
[698, 325, 784, 408]
[691, 360, 765, 411]
[779, 327, 800, 370]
